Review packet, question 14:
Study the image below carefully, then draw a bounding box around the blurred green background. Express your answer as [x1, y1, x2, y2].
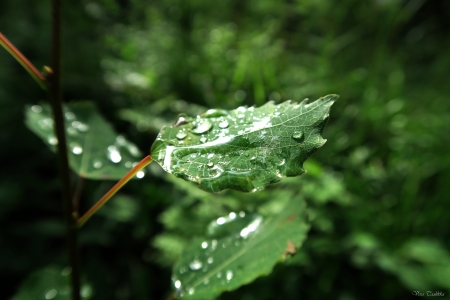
[1, 0, 449, 299]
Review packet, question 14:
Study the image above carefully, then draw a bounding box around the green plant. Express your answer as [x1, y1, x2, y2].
[2, 19, 337, 299]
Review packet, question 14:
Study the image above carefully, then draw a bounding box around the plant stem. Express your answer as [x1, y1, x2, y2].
[0, 31, 47, 90]
[77, 155, 153, 228]
[48, 0, 81, 299]
[72, 176, 85, 219]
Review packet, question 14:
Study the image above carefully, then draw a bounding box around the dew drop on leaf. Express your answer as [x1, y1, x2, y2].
[70, 142, 83, 155]
[191, 120, 212, 134]
[48, 136, 58, 145]
[188, 288, 195, 295]
[174, 280, 181, 289]
[201, 241, 208, 249]
[108, 145, 122, 163]
[31, 105, 42, 113]
[176, 130, 187, 140]
[207, 257, 214, 264]
[207, 161, 214, 167]
[189, 259, 203, 270]
[93, 159, 103, 169]
[64, 112, 75, 120]
[218, 120, 229, 128]
[292, 131, 304, 141]
[226, 270, 233, 282]
[200, 136, 208, 143]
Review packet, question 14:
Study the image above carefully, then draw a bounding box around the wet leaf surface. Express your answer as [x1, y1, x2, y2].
[171, 197, 309, 299]
[151, 95, 338, 192]
[25, 102, 144, 180]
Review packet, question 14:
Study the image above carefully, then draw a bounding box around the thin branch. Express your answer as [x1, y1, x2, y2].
[77, 155, 153, 228]
[0, 31, 47, 90]
[48, 0, 81, 299]
[72, 176, 85, 218]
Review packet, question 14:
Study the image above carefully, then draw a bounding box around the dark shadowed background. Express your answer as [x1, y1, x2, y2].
[0, 0, 449, 299]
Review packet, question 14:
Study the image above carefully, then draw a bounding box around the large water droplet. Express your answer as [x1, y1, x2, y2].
[48, 136, 58, 145]
[201, 241, 208, 249]
[108, 145, 122, 163]
[70, 142, 83, 155]
[226, 270, 233, 282]
[189, 259, 203, 270]
[218, 120, 229, 128]
[191, 120, 212, 134]
[31, 105, 42, 113]
[176, 130, 187, 140]
[292, 131, 304, 141]
[136, 171, 145, 178]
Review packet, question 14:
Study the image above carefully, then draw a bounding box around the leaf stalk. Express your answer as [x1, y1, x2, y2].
[77, 155, 153, 228]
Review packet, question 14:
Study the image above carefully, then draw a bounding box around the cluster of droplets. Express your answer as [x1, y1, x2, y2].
[172, 211, 263, 297]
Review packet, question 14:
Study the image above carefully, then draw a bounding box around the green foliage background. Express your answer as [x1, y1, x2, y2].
[1, 0, 449, 299]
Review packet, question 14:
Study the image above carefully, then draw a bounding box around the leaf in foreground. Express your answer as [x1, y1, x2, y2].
[171, 197, 309, 299]
[25, 102, 143, 180]
[151, 94, 338, 192]
[11, 266, 92, 300]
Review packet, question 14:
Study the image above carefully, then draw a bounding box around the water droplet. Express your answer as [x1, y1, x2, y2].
[65, 112, 75, 120]
[67, 127, 77, 135]
[191, 120, 212, 134]
[45, 289, 57, 299]
[48, 136, 58, 145]
[216, 217, 226, 225]
[176, 130, 187, 140]
[207, 153, 214, 159]
[218, 120, 229, 128]
[207, 161, 214, 167]
[188, 288, 195, 295]
[278, 159, 286, 166]
[70, 142, 83, 155]
[128, 145, 140, 156]
[200, 136, 208, 143]
[239, 211, 245, 217]
[125, 161, 133, 168]
[292, 131, 304, 141]
[136, 171, 145, 178]
[229, 212, 236, 219]
[203, 278, 210, 285]
[211, 240, 218, 251]
[201, 241, 208, 249]
[71, 121, 89, 132]
[189, 259, 203, 270]
[93, 160, 102, 169]
[173, 115, 189, 127]
[240, 216, 263, 238]
[116, 135, 126, 145]
[174, 280, 182, 289]
[108, 145, 122, 163]
[207, 257, 214, 264]
[226, 270, 233, 282]
[217, 272, 222, 278]
[31, 105, 42, 113]
[179, 267, 187, 274]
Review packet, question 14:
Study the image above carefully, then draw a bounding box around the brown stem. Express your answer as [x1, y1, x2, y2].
[0, 31, 47, 90]
[72, 176, 85, 219]
[48, 0, 81, 299]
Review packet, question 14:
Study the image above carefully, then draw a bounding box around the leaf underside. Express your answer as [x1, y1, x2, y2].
[171, 197, 310, 299]
[25, 102, 143, 180]
[151, 94, 338, 193]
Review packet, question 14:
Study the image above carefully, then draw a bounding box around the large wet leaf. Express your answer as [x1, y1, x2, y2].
[25, 102, 144, 180]
[10, 266, 92, 300]
[151, 94, 338, 192]
[171, 197, 309, 299]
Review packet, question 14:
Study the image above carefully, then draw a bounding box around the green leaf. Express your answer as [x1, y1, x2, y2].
[151, 95, 338, 192]
[171, 197, 309, 299]
[25, 102, 143, 180]
[10, 266, 92, 300]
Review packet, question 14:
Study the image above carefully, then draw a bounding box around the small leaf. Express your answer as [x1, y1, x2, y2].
[10, 266, 92, 300]
[25, 102, 143, 180]
[171, 197, 309, 299]
[151, 95, 338, 192]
